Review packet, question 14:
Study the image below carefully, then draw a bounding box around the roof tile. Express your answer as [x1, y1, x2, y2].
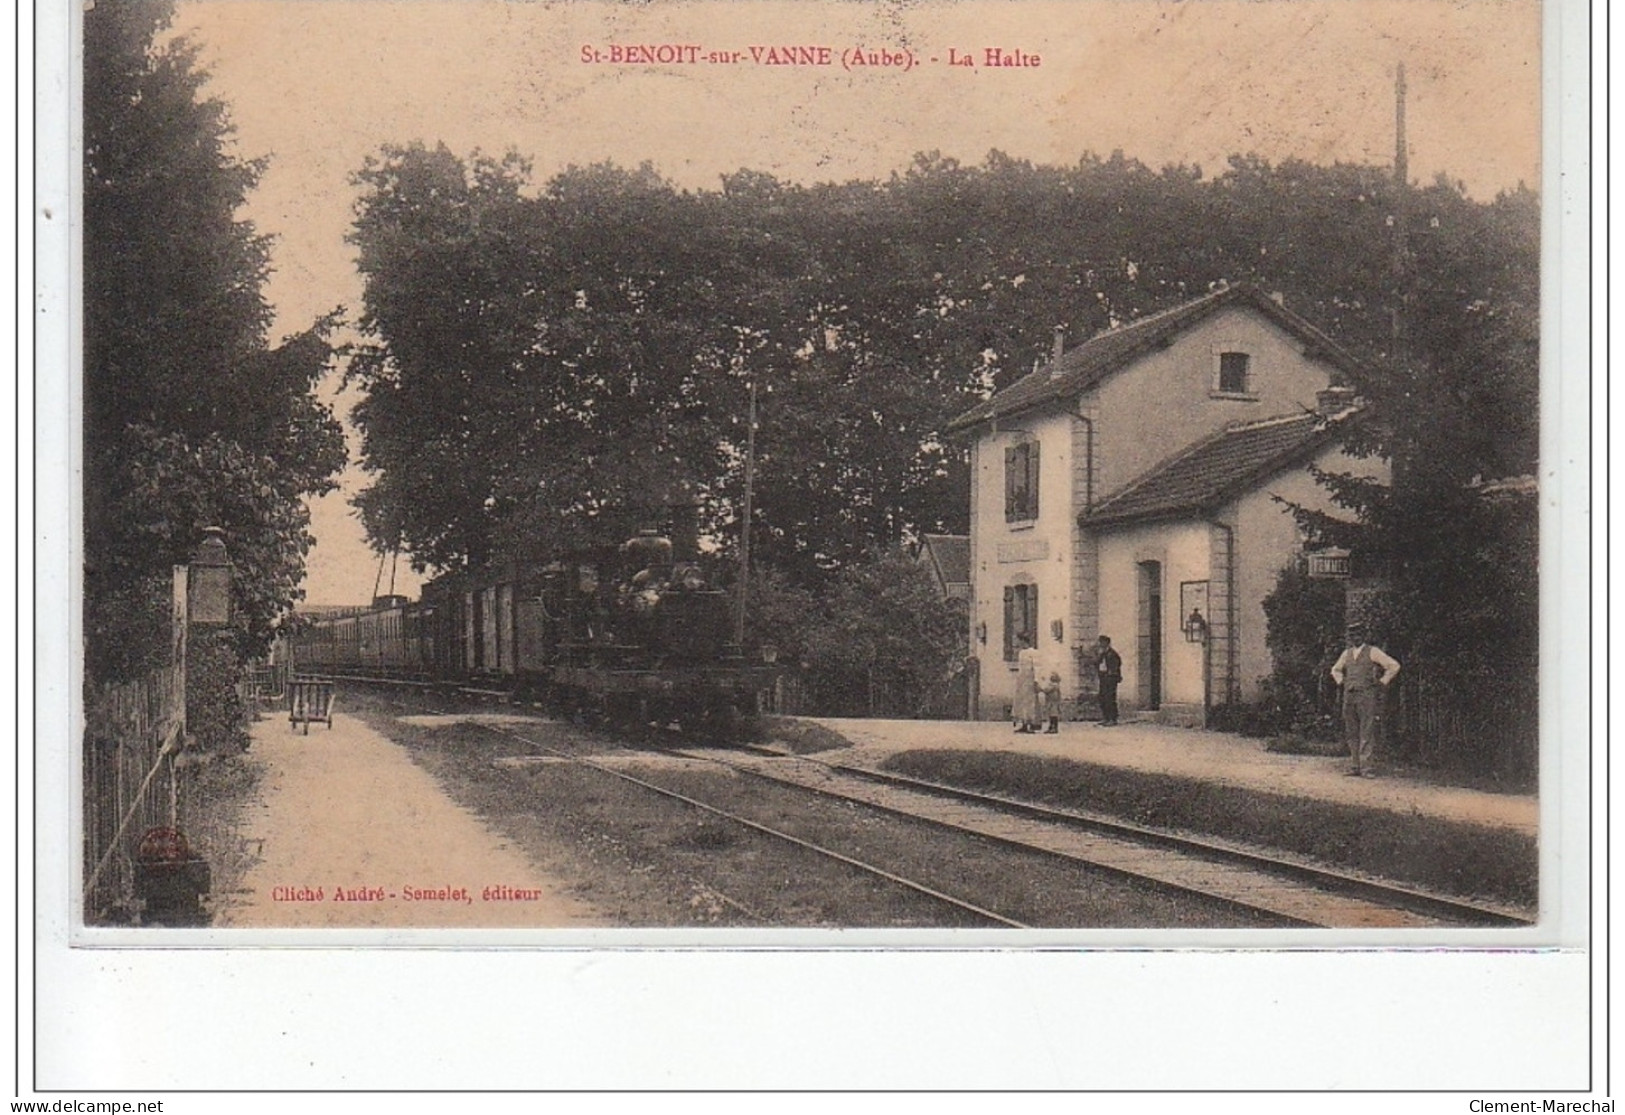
[946, 284, 1362, 433]
[919, 533, 970, 585]
[1084, 412, 1340, 526]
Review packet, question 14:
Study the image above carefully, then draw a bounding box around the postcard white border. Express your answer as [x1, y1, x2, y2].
[25, 0, 1601, 1095]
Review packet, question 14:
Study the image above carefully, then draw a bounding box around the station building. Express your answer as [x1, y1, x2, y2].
[945, 284, 1387, 724]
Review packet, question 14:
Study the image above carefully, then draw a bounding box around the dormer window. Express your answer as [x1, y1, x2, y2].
[1005, 441, 1039, 522]
[1217, 351, 1251, 393]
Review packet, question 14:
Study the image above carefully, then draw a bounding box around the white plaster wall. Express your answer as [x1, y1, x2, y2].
[1096, 520, 1212, 710]
[969, 407, 1077, 714]
[964, 303, 1357, 717]
[1088, 306, 1339, 502]
[1223, 444, 1389, 702]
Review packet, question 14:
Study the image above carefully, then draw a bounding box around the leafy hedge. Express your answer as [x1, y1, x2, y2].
[186, 632, 249, 753]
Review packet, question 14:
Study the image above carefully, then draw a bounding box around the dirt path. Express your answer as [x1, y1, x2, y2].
[217, 711, 602, 928]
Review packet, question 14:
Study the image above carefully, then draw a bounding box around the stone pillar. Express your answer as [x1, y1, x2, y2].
[1070, 407, 1101, 716]
[1207, 521, 1238, 707]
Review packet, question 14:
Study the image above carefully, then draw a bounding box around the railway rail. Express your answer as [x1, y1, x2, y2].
[675, 746, 1533, 930]
[445, 712, 1030, 928]
[370, 685, 1531, 929]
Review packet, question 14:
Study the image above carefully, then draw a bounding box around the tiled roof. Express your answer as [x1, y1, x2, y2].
[945, 284, 1363, 433]
[1083, 411, 1344, 526]
[919, 533, 971, 586]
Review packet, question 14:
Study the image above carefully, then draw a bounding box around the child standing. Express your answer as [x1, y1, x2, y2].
[1040, 672, 1063, 734]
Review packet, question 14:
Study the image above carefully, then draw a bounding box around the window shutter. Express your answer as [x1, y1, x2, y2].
[1024, 584, 1039, 646]
[1005, 446, 1019, 522]
[1003, 586, 1016, 661]
[1027, 445, 1040, 519]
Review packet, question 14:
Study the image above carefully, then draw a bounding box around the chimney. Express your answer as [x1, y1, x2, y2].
[667, 500, 700, 561]
[1052, 325, 1066, 360]
[1316, 385, 1356, 417]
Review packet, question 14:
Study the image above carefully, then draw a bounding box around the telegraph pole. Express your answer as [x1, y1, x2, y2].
[734, 379, 757, 645]
[1390, 61, 1409, 350]
[1394, 62, 1408, 192]
[1383, 61, 1416, 746]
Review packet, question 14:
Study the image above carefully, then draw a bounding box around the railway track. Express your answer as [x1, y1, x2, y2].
[377, 690, 1531, 929]
[466, 718, 1028, 927]
[672, 746, 1533, 930]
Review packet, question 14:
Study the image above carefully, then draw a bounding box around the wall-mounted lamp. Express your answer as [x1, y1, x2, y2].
[1050, 619, 1064, 643]
[976, 622, 988, 645]
[1184, 608, 1209, 644]
[187, 526, 233, 627]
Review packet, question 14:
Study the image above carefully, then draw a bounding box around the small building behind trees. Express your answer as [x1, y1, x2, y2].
[914, 534, 971, 602]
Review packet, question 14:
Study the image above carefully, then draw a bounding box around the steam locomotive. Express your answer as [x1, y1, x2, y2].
[289, 509, 780, 736]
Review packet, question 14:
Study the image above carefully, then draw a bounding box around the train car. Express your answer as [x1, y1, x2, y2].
[289, 509, 780, 737]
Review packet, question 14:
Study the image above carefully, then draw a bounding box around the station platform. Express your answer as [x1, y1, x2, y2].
[801, 715, 1538, 837]
[215, 709, 601, 928]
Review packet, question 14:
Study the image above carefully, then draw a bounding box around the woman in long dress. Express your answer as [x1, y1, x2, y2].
[1012, 635, 1040, 732]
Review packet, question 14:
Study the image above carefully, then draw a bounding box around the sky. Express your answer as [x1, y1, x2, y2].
[167, 0, 1544, 605]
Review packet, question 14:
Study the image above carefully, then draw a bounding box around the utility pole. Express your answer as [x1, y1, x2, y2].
[734, 378, 757, 646]
[1383, 61, 1416, 747]
[1384, 59, 1416, 510]
[1394, 61, 1408, 193]
[1390, 60, 1410, 350]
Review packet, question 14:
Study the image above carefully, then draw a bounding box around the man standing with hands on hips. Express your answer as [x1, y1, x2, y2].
[1330, 623, 1401, 778]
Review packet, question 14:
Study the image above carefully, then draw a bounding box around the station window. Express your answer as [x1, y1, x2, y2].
[1004, 441, 1039, 522]
[1216, 351, 1252, 395]
[1003, 583, 1038, 662]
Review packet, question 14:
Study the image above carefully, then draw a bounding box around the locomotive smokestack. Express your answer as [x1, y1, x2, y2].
[668, 501, 700, 561]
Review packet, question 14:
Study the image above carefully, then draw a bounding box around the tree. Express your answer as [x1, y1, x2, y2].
[1260, 561, 1348, 732]
[347, 144, 537, 571]
[799, 551, 966, 717]
[349, 150, 781, 569]
[1270, 168, 1540, 776]
[84, 0, 346, 682]
[346, 144, 1537, 629]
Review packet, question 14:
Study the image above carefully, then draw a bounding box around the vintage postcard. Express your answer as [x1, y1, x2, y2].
[40, 0, 1592, 1092]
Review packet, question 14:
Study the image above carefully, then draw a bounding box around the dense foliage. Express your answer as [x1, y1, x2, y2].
[1255, 562, 1352, 737]
[348, 142, 1537, 733]
[349, 146, 1536, 583]
[743, 551, 967, 718]
[84, 0, 346, 683]
[1275, 477, 1540, 778]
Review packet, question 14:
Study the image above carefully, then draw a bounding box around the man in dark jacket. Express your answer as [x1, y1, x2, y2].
[1095, 635, 1122, 725]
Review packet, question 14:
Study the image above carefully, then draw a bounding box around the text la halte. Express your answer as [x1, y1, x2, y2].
[947, 47, 1041, 68]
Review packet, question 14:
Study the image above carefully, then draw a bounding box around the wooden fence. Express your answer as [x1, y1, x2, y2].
[767, 665, 972, 720]
[1395, 662, 1539, 785]
[245, 660, 289, 710]
[83, 664, 185, 923]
